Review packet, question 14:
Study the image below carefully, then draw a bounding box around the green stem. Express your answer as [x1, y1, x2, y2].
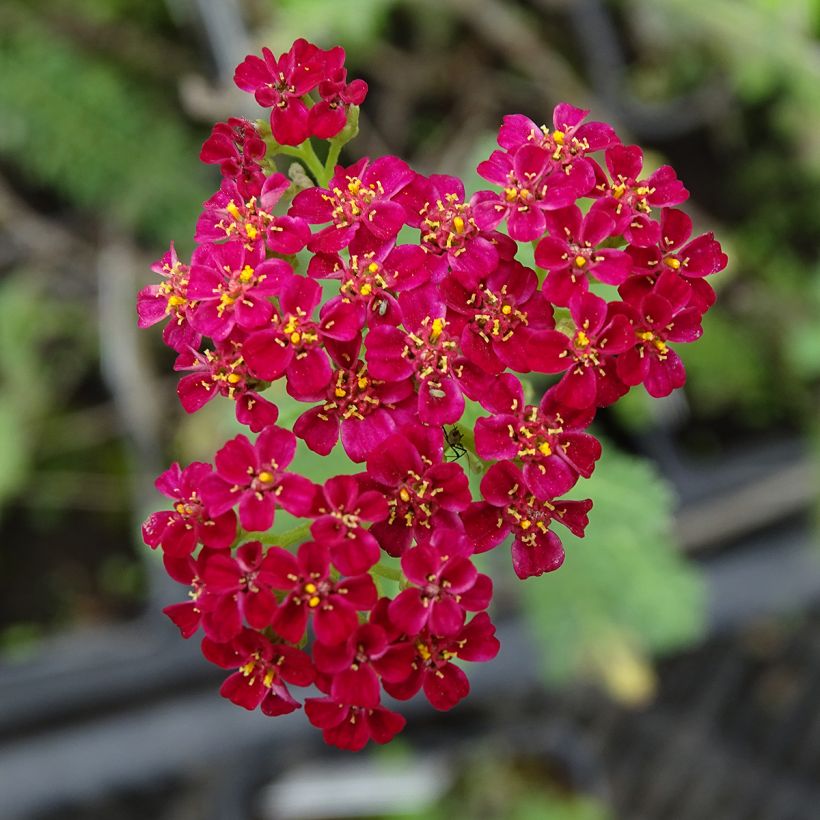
[258, 521, 311, 548]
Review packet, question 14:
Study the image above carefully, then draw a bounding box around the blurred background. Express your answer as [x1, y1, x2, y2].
[1, 0, 820, 818]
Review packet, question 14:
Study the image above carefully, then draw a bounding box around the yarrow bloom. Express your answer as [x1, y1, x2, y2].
[139, 38, 726, 751]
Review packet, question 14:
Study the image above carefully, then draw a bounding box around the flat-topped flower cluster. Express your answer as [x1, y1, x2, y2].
[138, 38, 726, 751]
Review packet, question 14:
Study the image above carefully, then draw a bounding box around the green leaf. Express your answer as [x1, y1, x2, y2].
[521, 444, 705, 688]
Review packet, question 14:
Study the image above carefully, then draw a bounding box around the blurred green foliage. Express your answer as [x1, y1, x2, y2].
[522, 443, 704, 699]
[0, 1, 210, 243]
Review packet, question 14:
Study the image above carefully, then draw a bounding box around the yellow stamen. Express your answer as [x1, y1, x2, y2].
[504, 186, 518, 202]
[501, 305, 512, 315]
[538, 442, 552, 456]
[304, 583, 318, 594]
[239, 265, 254, 283]
[347, 178, 362, 194]
[335, 387, 346, 397]
[258, 471, 274, 483]
[575, 330, 590, 347]
[664, 256, 681, 270]
[430, 318, 445, 340]
[226, 201, 242, 221]
[453, 215, 465, 234]
[553, 130, 565, 145]
[399, 488, 411, 502]
[227, 373, 242, 384]
[360, 283, 373, 297]
[290, 331, 302, 344]
[574, 255, 587, 268]
[308, 595, 321, 608]
[520, 519, 532, 530]
[245, 224, 259, 241]
[167, 294, 186, 308]
[357, 376, 368, 389]
[367, 262, 379, 273]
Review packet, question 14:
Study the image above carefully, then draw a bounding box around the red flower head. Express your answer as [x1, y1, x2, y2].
[265, 540, 377, 645]
[399, 173, 504, 287]
[593, 144, 688, 247]
[289, 156, 414, 254]
[472, 144, 593, 241]
[293, 346, 415, 463]
[309, 46, 368, 139]
[174, 333, 279, 433]
[234, 40, 328, 145]
[530, 292, 634, 408]
[364, 426, 472, 556]
[615, 270, 703, 398]
[365, 315, 466, 426]
[309, 475, 389, 575]
[474, 374, 601, 499]
[200, 117, 267, 199]
[187, 241, 291, 341]
[200, 426, 316, 533]
[388, 528, 492, 638]
[462, 460, 592, 579]
[498, 104, 619, 169]
[242, 274, 362, 401]
[195, 173, 310, 255]
[443, 257, 555, 375]
[382, 611, 500, 711]
[142, 461, 236, 557]
[203, 628, 314, 716]
[305, 698, 406, 751]
[535, 204, 633, 306]
[137, 243, 200, 353]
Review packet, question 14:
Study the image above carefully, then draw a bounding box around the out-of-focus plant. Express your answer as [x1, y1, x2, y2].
[0, 0, 210, 243]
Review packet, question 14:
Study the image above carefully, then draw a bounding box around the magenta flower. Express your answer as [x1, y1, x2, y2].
[200, 426, 316, 532]
[234, 40, 327, 145]
[313, 622, 415, 707]
[472, 144, 592, 241]
[309, 475, 389, 575]
[474, 374, 601, 499]
[497, 104, 619, 168]
[365, 315, 465, 425]
[202, 628, 314, 716]
[364, 426, 472, 556]
[293, 351, 415, 462]
[195, 173, 309, 255]
[529, 292, 634, 408]
[628, 207, 728, 282]
[615, 271, 703, 397]
[137, 243, 201, 353]
[399, 173, 503, 286]
[305, 698, 406, 751]
[200, 117, 267, 199]
[193, 541, 282, 641]
[289, 156, 414, 254]
[187, 242, 291, 341]
[593, 144, 688, 247]
[174, 334, 279, 433]
[443, 258, 554, 374]
[309, 47, 368, 139]
[382, 612, 500, 711]
[142, 461, 236, 557]
[462, 460, 592, 579]
[242, 274, 361, 401]
[535, 204, 633, 306]
[388, 528, 492, 637]
[265, 540, 377, 645]
[308, 242, 429, 329]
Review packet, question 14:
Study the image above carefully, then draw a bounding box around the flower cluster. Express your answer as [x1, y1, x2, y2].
[138, 40, 726, 751]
